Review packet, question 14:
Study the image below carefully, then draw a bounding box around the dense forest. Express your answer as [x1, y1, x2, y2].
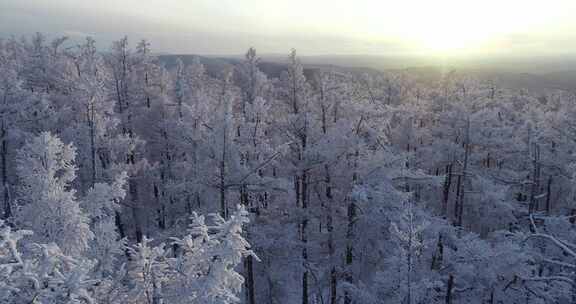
[2, 33, 576, 304]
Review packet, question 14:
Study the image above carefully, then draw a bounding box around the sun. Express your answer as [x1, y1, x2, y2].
[388, 1, 505, 55]
[349, 0, 557, 56]
[412, 20, 496, 54]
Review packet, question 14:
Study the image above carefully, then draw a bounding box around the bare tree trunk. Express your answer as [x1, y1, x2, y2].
[87, 103, 97, 187]
[1, 122, 10, 220]
[442, 163, 453, 218]
[153, 184, 165, 230]
[115, 211, 125, 239]
[299, 107, 309, 304]
[454, 174, 462, 226]
[407, 218, 413, 304]
[325, 164, 337, 304]
[295, 175, 301, 207]
[489, 288, 495, 304]
[446, 275, 454, 304]
[220, 123, 228, 220]
[455, 119, 470, 228]
[344, 198, 356, 304]
[545, 176, 552, 216]
[330, 266, 337, 304]
[344, 150, 359, 304]
[129, 178, 143, 243]
[529, 144, 541, 215]
[156, 126, 172, 230]
[245, 255, 256, 304]
[240, 184, 257, 304]
[431, 234, 444, 270]
[301, 169, 309, 304]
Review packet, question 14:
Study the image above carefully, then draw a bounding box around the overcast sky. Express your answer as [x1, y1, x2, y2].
[2, 0, 576, 56]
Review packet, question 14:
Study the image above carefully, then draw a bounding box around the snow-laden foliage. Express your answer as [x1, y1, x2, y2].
[0, 204, 254, 304]
[0, 220, 97, 304]
[167, 205, 257, 304]
[123, 205, 255, 304]
[16, 132, 93, 256]
[83, 172, 128, 275]
[2, 33, 576, 303]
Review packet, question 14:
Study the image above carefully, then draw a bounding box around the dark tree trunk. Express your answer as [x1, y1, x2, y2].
[220, 124, 228, 219]
[431, 234, 444, 270]
[455, 120, 471, 229]
[545, 176, 552, 216]
[442, 163, 453, 218]
[330, 266, 337, 304]
[454, 174, 462, 226]
[241, 186, 257, 304]
[1, 123, 10, 220]
[488, 288, 495, 304]
[115, 211, 125, 239]
[529, 144, 541, 215]
[301, 170, 309, 304]
[345, 151, 359, 304]
[129, 179, 143, 243]
[446, 275, 454, 304]
[89, 104, 96, 187]
[325, 165, 337, 304]
[345, 198, 356, 304]
[245, 255, 256, 304]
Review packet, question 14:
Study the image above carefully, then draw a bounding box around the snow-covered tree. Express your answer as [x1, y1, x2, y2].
[0, 220, 98, 304]
[124, 205, 255, 304]
[2, 32, 576, 304]
[83, 171, 128, 275]
[167, 205, 256, 304]
[15, 132, 93, 255]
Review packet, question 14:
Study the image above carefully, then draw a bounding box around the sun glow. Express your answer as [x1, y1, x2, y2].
[347, 0, 576, 55]
[21, 0, 576, 55]
[406, 17, 500, 54]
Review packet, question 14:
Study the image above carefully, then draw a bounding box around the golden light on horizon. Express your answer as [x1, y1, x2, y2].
[352, 0, 576, 56]
[4, 0, 576, 55]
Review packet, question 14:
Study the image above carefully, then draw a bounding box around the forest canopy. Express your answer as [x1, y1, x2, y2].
[0, 34, 576, 304]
